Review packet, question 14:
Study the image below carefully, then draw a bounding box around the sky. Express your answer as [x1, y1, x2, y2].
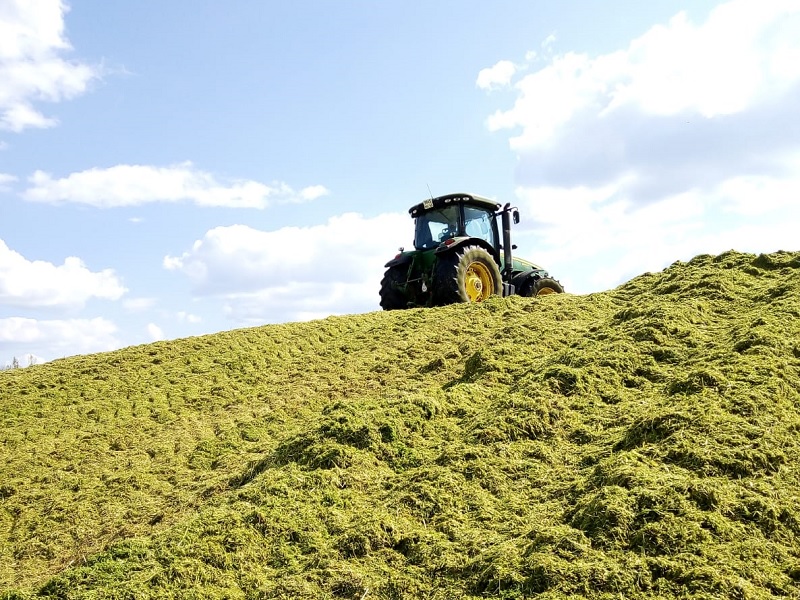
[1, 0, 800, 367]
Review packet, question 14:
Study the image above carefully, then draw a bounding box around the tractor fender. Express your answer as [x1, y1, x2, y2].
[510, 269, 549, 290]
[433, 237, 497, 259]
[384, 253, 413, 268]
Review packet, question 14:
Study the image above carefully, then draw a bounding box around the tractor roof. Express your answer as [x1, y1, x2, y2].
[408, 193, 502, 218]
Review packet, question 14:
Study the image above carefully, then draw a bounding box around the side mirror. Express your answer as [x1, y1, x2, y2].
[513, 210, 520, 224]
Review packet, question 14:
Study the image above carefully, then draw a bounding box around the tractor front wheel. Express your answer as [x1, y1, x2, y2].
[432, 246, 502, 305]
[379, 266, 409, 310]
[520, 276, 564, 297]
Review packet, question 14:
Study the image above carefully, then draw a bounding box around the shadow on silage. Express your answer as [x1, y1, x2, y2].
[2, 250, 800, 598]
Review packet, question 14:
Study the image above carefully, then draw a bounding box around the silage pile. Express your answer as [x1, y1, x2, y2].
[1, 250, 800, 599]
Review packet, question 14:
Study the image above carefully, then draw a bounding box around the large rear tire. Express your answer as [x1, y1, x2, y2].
[379, 266, 409, 310]
[520, 276, 564, 297]
[432, 245, 502, 306]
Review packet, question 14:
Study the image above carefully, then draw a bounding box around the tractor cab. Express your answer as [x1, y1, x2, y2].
[411, 194, 501, 255]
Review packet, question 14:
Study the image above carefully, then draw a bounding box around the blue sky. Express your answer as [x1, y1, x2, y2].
[2, 0, 799, 366]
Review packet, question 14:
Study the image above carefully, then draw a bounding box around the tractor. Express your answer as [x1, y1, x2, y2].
[380, 192, 563, 309]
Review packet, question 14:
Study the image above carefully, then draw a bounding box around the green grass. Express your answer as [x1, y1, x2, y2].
[2, 250, 800, 598]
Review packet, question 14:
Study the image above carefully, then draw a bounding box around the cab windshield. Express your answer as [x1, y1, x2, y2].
[414, 205, 460, 249]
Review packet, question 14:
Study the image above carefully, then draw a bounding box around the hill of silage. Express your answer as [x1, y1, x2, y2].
[2, 250, 800, 599]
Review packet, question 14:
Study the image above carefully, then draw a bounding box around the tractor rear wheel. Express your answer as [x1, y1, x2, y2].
[521, 276, 564, 297]
[379, 266, 409, 310]
[433, 245, 502, 305]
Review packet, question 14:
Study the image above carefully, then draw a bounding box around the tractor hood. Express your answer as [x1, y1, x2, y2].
[509, 255, 545, 272]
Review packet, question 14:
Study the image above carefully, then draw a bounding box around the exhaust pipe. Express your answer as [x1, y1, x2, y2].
[501, 203, 514, 295]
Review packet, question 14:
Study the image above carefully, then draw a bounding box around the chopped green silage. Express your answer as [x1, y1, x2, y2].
[2, 250, 800, 598]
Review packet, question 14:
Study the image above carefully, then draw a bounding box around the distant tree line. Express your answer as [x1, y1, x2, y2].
[1, 356, 37, 370]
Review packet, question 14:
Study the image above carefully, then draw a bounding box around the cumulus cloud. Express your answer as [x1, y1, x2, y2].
[146, 322, 164, 341]
[480, 0, 800, 292]
[0, 239, 126, 309]
[0, 173, 17, 190]
[164, 212, 408, 323]
[22, 162, 329, 208]
[298, 185, 330, 202]
[476, 60, 517, 91]
[0, 316, 119, 362]
[176, 311, 201, 324]
[0, 0, 99, 132]
[487, 1, 800, 152]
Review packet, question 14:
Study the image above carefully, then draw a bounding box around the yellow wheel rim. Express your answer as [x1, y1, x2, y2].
[537, 286, 557, 296]
[464, 262, 494, 302]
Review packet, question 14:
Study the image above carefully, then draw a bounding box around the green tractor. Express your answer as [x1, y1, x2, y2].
[380, 192, 563, 309]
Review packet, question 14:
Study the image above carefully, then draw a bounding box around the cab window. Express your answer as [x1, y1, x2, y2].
[463, 206, 496, 246]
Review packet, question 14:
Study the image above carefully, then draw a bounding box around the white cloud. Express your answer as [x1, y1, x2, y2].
[0, 316, 119, 362]
[22, 162, 329, 208]
[476, 60, 517, 91]
[604, 3, 800, 119]
[220, 280, 380, 325]
[481, 0, 800, 294]
[513, 170, 800, 293]
[3, 104, 57, 131]
[486, 1, 800, 151]
[0, 0, 99, 132]
[146, 322, 164, 341]
[717, 173, 800, 217]
[0, 173, 17, 190]
[176, 311, 201, 324]
[487, 49, 619, 150]
[164, 212, 408, 323]
[123, 297, 156, 312]
[298, 184, 330, 202]
[0, 239, 126, 309]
